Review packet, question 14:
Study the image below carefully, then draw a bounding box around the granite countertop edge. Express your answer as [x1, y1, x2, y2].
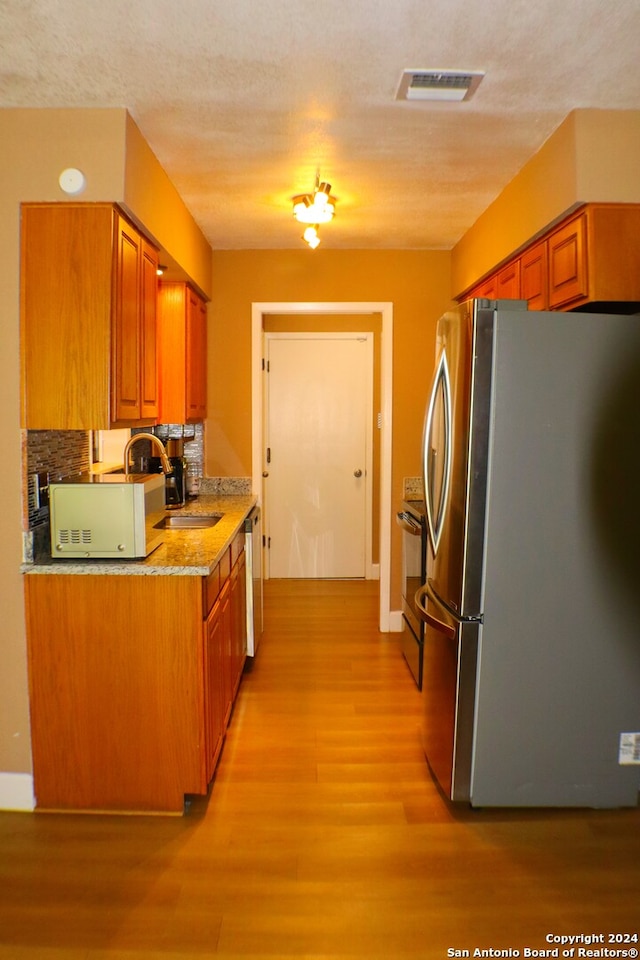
[21, 494, 257, 577]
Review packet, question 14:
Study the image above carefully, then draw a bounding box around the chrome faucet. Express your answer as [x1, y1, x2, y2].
[123, 433, 173, 476]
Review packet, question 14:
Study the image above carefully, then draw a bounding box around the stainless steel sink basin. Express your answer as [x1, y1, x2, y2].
[155, 514, 222, 530]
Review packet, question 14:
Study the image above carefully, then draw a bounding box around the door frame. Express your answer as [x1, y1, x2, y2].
[252, 301, 393, 632]
[264, 331, 374, 581]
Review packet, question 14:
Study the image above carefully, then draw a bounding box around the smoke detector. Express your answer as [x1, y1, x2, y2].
[396, 69, 484, 102]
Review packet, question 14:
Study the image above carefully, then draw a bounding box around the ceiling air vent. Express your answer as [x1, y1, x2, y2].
[396, 69, 484, 102]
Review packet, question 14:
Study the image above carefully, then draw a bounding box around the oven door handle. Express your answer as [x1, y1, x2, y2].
[395, 511, 423, 536]
[414, 582, 457, 639]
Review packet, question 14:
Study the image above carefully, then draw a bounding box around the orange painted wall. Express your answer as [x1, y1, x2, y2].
[206, 249, 454, 607]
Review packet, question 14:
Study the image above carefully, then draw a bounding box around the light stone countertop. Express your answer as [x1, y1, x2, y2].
[22, 494, 257, 577]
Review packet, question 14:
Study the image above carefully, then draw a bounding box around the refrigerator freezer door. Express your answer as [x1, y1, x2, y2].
[417, 581, 480, 801]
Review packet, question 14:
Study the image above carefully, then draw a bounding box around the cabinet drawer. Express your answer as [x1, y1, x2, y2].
[219, 546, 231, 583]
[231, 529, 245, 566]
[203, 544, 234, 617]
[203, 563, 220, 617]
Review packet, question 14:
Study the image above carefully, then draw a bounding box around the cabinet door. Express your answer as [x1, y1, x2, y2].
[112, 214, 142, 423]
[186, 290, 207, 421]
[204, 590, 226, 781]
[548, 213, 588, 309]
[230, 550, 247, 700]
[140, 238, 160, 420]
[25, 573, 204, 813]
[496, 259, 521, 300]
[20, 203, 114, 429]
[158, 281, 187, 423]
[469, 274, 498, 300]
[158, 282, 207, 423]
[521, 240, 548, 310]
[220, 579, 233, 729]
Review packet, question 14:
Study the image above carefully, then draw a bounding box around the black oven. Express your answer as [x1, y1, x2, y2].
[396, 500, 427, 689]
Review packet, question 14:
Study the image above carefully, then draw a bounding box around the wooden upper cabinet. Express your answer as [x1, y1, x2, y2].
[111, 214, 142, 423]
[158, 281, 208, 423]
[140, 238, 160, 420]
[109, 212, 160, 424]
[521, 239, 548, 310]
[186, 289, 207, 421]
[21, 203, 159, 430]
[496, 259, 521, 300]
[547, 213, 587, 309]
[468, 274, 498, 300]
[459, 203, 640, 312]
[583, 203, 640, 306]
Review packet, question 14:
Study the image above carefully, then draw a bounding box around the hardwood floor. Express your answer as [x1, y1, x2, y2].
[1, 579, 638, 959]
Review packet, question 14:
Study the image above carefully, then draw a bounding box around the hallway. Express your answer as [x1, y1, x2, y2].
[0, 579, 638, 959]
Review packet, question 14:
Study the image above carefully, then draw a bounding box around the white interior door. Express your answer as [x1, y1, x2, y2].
[265, 333, 373, 578]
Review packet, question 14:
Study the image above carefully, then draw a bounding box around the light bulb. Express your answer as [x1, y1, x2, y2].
[303, 225, 321, 249]
[293, 196, 313, 221]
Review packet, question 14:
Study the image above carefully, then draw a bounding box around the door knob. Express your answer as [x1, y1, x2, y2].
[354, 469, 363, 478]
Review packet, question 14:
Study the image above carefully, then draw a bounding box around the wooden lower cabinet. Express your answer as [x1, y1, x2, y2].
[230, 548, 247, 703]
[25, 551, 247, 815]
[204, 580, 228, 782]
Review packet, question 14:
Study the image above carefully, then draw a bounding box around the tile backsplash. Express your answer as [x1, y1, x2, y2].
[26, 429, 91, 527]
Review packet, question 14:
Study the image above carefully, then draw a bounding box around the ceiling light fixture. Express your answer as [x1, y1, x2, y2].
[292, 173, 337, 247]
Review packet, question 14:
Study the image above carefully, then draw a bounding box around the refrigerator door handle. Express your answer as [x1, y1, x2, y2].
[423, 350, 453, 555]
[414, 582, 457, 639]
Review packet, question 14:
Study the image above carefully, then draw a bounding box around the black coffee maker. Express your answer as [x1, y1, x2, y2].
[147, 439, 188, 508]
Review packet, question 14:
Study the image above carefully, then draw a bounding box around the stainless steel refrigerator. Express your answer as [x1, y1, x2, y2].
[418, 298, 640, 807]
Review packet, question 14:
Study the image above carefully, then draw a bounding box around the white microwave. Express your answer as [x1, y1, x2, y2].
[49, 473, 166, 559]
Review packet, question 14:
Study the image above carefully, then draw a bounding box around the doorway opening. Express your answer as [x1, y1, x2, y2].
[251, 302, 393, 632]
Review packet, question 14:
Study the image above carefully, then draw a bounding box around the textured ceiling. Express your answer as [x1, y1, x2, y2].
[2, 0, 640, 250]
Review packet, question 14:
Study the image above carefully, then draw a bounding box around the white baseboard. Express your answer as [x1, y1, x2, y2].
[388, 609, 404, 632]
[0, 772, 35, 811]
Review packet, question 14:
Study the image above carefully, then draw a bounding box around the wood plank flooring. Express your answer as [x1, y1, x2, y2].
[1, 578, 639, 959]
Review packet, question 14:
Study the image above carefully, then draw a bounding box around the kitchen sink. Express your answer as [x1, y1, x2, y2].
[155, 514, 223, 529]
